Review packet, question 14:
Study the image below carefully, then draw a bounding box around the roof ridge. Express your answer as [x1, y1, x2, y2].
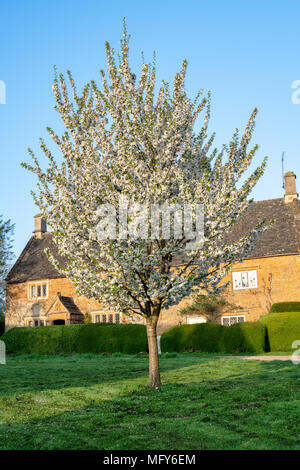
[251, 197, 284, 203]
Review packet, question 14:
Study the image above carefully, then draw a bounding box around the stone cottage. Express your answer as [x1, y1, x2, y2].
[5, 216, 119, 328]
[5, 172, 300, 334]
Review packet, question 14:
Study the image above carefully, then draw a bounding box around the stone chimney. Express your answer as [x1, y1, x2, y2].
[33, 214, 47, 238]
[284, 171, 298, 203]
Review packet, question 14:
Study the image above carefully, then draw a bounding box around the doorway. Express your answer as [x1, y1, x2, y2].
[53, 319, 65, 325]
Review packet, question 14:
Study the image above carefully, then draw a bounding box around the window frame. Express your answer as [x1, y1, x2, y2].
[91, 311, 121, 324]
[186, 316, 207, 325]
[28, 281, 49, 300]
[232, 270, 257, 290]
[221, 315, 246, 326]
[27, 319, 46, 327]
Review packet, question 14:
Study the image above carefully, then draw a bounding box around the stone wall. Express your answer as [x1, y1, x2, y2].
[156, 253, 300, 334]
[5, 277, 106, 329]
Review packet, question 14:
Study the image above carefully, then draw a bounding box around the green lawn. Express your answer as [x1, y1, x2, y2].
[0, 353, 299, 450]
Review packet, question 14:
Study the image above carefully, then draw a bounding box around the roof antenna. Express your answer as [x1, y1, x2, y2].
[281, 151, 285, 189]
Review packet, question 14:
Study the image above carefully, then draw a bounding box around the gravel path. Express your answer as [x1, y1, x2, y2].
[223, 355, 295, 361]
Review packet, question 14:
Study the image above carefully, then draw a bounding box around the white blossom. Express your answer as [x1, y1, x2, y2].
[22, 21, 267, 387]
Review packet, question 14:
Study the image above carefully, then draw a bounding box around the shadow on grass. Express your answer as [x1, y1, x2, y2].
[0, 353, 221, 396]
[0, 357, 299, 450]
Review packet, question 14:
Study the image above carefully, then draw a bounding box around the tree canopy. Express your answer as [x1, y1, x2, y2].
[23, 21, 267, 387]
[0, 216, 14, 310]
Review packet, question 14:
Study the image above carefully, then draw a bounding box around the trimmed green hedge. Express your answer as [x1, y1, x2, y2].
[161, 323, 224, 353]
[75, 324, 147, 354]
[2, 325, 83, 354]
[161, 321, 266, 353]
[222, 321, 266, 353]
[260, 312, 300, 352]
[269, 302, 300, 313]
[7, 312, 300, 355]
[2, 323, 147, 355]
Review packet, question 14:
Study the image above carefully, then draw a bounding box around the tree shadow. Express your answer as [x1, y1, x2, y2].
[0, 353, 221, 396]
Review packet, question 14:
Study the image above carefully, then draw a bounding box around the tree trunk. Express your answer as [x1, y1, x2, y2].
[146, 315, 161, 388]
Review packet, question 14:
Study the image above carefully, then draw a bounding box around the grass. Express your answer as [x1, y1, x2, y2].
[0, 352, 299, 450]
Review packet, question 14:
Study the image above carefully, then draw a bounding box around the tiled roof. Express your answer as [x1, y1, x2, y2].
[6, 233, 65, 284]
[226, 198, 300, 258]
[59, 295, 83, 318]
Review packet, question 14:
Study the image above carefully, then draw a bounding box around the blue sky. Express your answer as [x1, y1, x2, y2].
[1, 0, 300, 258]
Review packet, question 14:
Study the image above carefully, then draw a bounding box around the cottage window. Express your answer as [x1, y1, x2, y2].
[28, 319, 45, 327]
[29, 283, 48, 299]
[93, 312, 118, 324]
[187, 316, 206, 324]
[32, 303, 40, 316]
[222, 315, 246, 326]
[232, 270, 257, 290]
